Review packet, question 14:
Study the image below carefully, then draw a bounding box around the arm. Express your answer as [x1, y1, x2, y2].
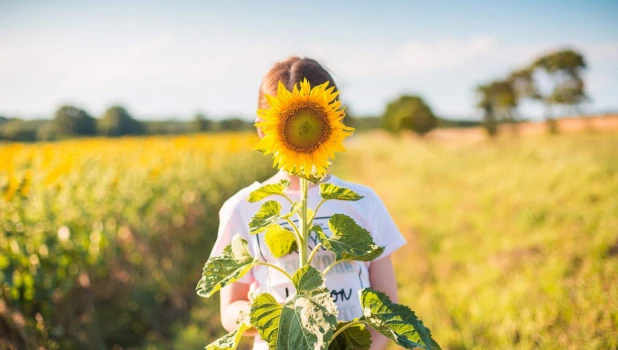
[368, 255, 398, 350]
[220, 281, 257, 336]
[214, 199, 258, 336]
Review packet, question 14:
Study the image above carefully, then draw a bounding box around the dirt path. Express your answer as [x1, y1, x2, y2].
[426, 114, 618, 141]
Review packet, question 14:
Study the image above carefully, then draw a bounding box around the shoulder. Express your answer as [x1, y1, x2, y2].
[219, 181, 262, 219]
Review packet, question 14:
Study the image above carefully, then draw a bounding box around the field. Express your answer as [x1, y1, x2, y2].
[335, 128, 618, 349]
[1, 124, 617, 349]
[0, 134, 275, 349]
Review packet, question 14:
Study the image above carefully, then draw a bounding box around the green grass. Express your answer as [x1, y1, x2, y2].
[333, 131, 618, 349]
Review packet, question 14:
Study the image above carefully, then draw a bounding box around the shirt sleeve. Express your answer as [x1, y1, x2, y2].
[209, 199, 255, 284]
[370, 192, 407, 261]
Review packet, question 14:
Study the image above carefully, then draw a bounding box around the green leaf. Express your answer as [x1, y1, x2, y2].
[292, 265, 324, 292]
[196, 235, 257, 298]
[329, 321, 372, 350]
[247, 180, 290, 202]
[205, 322, 251, 350]
[359, 288, 440, 350]
[265, 225, 297, 258]
[278, 291, 338, 349]
[319, 183, 364, 201]
[249, 200, 282, 234]
[312, 214, 384, 262]
[304, 172, 326, 184]
[290, 167, 327, 184]
[250, 267, 338, 350]
[250, 293, 282, 347]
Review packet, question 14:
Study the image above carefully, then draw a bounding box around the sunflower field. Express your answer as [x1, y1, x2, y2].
[0, 134, 274, 349]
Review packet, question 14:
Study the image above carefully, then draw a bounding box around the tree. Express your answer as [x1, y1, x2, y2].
[382, 95, 437, 135]
[508, 68, 539, 101]
[476, 84, 498, 136]
[217, 118, 251, 132]
[0, 120, 40, 142]
[492, 80, 518, 133]
[36, 122, 58, 141]
[97, 106, 144, 137]
[530, 49, 587, 132]
[476, 78, 526, 136]
[191, 113, 214, 132]
[353, 116, 382, 132]
[53, 105, 96, 136]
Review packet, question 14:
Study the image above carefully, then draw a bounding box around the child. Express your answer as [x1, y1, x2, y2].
[210, 57, 407, 350]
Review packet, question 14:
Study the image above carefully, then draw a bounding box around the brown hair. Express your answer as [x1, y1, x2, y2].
[257, 57, 338, 110]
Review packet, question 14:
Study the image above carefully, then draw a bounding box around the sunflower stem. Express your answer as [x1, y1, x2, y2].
[328, 320, 365, 346]
[323, 259, 351, 276]
[307, 243, 322, 265]
[283, 218, 303, 248]
[309, 198, 327, 227]
[299, 177, 309, 267]
[280, 193, 294, 205]
[256, 261, 294, 282]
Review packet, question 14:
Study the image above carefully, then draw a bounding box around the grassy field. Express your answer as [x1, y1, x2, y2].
[1, 128, 616, 349]
[333, 130, 618, 349]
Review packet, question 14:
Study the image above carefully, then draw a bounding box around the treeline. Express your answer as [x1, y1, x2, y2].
[342, 48, 590, 137]
[377, 48, 590, 137]
[476, 48, 587, 135]
[0, 105, 391, 142]
[0, 48, 589, 142]
[1, 106, 479, 143]
[0, 106, 256, 142]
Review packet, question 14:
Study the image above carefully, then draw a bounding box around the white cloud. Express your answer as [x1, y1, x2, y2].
[393, 36, 497, 71]
[65, 34, 176, 87]
[0, 30, 616, 118]
[306, 36, 499, 79]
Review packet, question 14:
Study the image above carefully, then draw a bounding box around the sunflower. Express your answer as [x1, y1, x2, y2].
[255, 79, 354, 178]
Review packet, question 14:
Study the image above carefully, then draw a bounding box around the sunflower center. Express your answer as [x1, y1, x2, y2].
[282, 106, 331, 153]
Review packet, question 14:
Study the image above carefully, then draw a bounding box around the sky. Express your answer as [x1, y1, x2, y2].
[1, 0, 617, 121]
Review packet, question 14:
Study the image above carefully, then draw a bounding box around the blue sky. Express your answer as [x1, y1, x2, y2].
[1, 1, 617, 120]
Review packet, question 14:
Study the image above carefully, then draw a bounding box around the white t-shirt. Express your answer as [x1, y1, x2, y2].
[210, 174, 407, 349]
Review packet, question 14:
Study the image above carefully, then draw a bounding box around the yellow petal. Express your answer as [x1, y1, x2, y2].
[253, 79, 351, 175]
